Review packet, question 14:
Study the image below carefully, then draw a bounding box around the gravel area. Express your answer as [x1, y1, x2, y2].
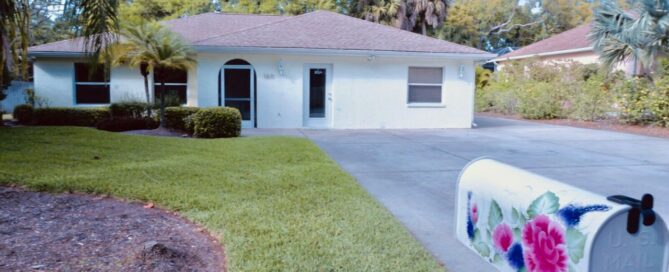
[0, 187, 225, 272]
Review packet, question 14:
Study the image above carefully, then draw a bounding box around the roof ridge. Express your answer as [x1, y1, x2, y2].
[191, 12, 306, 44]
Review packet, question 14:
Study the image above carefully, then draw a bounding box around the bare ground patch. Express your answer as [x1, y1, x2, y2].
[0, 187, 225, 271]
[477, 112, 669, 139]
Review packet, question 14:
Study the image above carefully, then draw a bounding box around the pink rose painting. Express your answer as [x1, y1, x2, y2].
[471, 203, 478, 224]
[522, 215, 568, 272]
[492, 223, 513, 252]
[464, 191, 610, 272]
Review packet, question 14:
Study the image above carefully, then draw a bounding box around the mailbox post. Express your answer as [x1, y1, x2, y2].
[455, 159, 669, 272]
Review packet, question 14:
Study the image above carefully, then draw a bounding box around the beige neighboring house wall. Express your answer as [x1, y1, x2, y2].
[493, 24, 640, 75]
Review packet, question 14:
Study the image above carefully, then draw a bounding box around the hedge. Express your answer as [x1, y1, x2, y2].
[96, 117, 159, 132]
[110, 102, 149, 118]
[192, 107, 241, 138]
[33, 107, 110, 126]
[164, 106, 200, 131]
[13, 104, 34, 124]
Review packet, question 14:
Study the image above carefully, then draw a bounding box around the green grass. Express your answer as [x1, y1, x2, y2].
[0, 127, 442, 271]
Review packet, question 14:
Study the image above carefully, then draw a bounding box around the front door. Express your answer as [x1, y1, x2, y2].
[221, 65, 255, 128]
[303, 64, 332, 128]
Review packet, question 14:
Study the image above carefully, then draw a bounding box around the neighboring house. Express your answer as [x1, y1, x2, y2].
[28, 11, 493, 129]
[492, 24, 639, 75]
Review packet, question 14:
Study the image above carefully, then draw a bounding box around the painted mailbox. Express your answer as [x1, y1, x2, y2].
[455, 159, 669, 272]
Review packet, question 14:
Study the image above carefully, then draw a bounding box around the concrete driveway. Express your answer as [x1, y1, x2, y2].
[244, 117, 669, 271]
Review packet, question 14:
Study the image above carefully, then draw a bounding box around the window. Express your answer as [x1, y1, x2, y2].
[154, 68, 187, 104]
[408, 67, 443, 104]
[75, 63, 110, 104]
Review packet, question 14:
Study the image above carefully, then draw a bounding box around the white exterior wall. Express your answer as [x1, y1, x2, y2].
[33, 60, 75, 107]
[196, 53, 475, 129]
[33, 53, 477, 128]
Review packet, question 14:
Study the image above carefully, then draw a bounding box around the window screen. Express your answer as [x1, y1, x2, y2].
[75, 63, 110, 104]
[154, 68, 188, 104]
[408, 67, 443, 104]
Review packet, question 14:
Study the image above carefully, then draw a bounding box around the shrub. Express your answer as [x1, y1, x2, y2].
[164, 107, 200, 131]
[192, 107, 241, 138]
[516, 81, 566, 119]
[183, 114, 196, 134]
[568, 74, 614, 121]
[110, 102, 149, 118]
[96, 117, 159, 132]
[13, 104, 34, 124]
[33, 107, 110, 126]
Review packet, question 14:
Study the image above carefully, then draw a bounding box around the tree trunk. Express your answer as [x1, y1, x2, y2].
[421, 20, 427, 35]
[160, 80, 166, 128]
[143, 74, 151, 117]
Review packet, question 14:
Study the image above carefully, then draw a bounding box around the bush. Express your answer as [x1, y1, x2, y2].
[13, 104, 34, 124]
[516, 81, 566, 119]
[183, 114, 196, 134]
[110, 102, 149, 118]
[96, 117, 159, 132]
[164, 107, 199, 131]
[568, 74, 614, 121]
[192, 107, 241, 138]
[33, 107, 110, 126]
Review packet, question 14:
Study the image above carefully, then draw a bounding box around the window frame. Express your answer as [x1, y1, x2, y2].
[74, 63, 110, 105]
[406, 66, 445, 107]
[153, 68, 188, 105]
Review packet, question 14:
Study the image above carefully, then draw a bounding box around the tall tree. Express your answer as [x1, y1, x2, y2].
[357, 0, 450, 34]
[119, 0, 215, 24]
[438, 0, 595, 51]
[590, 0, 667, 75]
[2, 0, 119, 93]
[357, 0, 404, 27]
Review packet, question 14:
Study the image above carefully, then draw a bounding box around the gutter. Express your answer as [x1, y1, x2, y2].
[492, 47, 594, 62]
[29, 46, 497, 61]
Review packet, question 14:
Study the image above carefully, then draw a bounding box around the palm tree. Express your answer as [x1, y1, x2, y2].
[107, 23, 162, 116]
[114, 22, 195, 128]
[590, 0, 669, 76]
[358, 0, 450, 35]
[359, 0, 404, 27]
[1, 0, 119, 91]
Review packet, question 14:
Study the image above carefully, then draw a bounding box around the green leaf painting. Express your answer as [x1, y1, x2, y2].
[488, 200, 503, 230]
[566, 228, 587, 263]
[472, 229, 490, 257]
[527, 191, 560, 218]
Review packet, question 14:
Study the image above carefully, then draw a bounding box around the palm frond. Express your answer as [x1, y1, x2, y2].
[80, 0, 119, 59]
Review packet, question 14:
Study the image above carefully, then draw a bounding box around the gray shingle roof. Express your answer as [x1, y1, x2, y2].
[29, 10, 490, 56]
[494, 24, 593, 61]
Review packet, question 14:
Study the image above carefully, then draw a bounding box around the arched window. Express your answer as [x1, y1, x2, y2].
[225, 59, 251, 65]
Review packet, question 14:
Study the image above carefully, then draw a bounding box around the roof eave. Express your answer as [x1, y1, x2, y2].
[194, 46, 496, 60]
[28, 51, 87, 58]
[492, 47, 594, 62]
[28, 46, 497, 60]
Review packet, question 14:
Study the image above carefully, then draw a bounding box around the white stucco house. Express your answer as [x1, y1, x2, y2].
[28, 10, 494, 129]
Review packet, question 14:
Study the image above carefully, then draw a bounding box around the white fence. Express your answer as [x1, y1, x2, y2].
[1, 81, 32, 113]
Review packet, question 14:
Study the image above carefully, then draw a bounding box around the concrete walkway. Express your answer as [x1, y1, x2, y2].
[244, 117, 669, 271]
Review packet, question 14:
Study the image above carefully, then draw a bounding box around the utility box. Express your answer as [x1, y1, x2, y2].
[455, 159, 669, 272]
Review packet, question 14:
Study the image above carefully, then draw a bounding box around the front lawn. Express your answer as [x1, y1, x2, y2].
[0, 127, 441, 271]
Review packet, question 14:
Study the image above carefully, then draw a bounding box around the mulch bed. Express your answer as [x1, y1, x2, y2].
[0, 187, 226, 272]
[477, 112, 669, 139]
